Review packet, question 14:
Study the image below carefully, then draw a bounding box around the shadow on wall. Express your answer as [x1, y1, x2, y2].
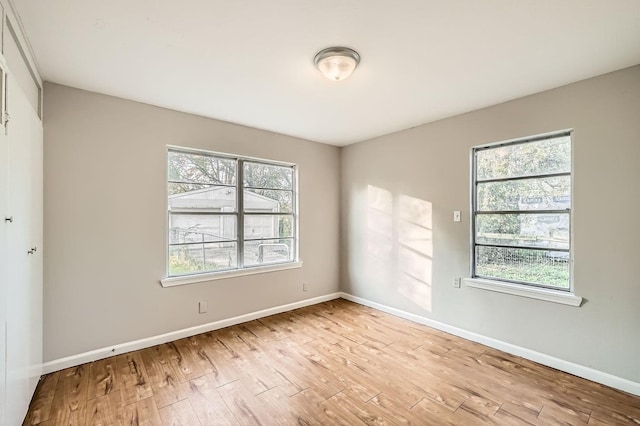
[366, 185, 433, 312]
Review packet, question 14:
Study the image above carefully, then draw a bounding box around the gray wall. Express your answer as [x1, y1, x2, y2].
[341, 66, 640, 382]
[43, 83, 341, 361]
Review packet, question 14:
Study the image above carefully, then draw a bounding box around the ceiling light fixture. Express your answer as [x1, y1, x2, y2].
[314, 47, 360, 81]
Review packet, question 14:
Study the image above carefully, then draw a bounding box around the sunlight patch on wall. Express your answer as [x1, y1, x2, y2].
[398, 195, 433, 312]
[365, 186, 433, 312]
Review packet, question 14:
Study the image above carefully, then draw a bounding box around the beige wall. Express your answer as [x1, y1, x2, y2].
[43, 83, 341, 361]
[341, 66, 640, 382]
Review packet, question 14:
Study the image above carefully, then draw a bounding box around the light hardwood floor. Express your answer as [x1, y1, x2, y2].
[24, 299, 640, 425]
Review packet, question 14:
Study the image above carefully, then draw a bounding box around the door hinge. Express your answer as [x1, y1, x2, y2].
[2, 111, 9, 132]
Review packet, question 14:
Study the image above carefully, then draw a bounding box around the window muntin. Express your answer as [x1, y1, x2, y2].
[167, 148, 297, 277]
[472, 132, 571, 290]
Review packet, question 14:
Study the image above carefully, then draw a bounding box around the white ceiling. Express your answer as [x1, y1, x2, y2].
[13, 0, 640, 146]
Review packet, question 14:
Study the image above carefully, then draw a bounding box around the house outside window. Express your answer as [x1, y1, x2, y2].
[167, 147, 297, 277]
[471, 131, 572, 291]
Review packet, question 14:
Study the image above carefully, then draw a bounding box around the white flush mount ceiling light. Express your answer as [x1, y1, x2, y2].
[314, 47, 360, 81]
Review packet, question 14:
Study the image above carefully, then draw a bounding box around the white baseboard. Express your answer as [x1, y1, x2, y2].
[339, 292, 640, 397]
[42, 292, 342, 375]
[41, 290, 640, 397]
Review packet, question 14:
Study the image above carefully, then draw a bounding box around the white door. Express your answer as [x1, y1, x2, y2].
[5, 70, 43, 426]
[0, 65, 8, 426]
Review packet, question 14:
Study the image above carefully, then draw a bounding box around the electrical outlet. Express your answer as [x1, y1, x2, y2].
[303, 282, 308, 292]
[453, 278, 461, 288]
[453, 211, 461, 222]
[199, 301, 208, 313]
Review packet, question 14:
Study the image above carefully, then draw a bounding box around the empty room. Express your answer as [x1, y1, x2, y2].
[1, 0, 639, 424]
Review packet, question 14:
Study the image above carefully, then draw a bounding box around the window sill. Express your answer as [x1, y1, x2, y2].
[463, 277, 582, 307]
[160, 261, 303, 288]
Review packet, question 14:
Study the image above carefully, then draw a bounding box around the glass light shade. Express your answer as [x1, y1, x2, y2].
[317, 55, 357, 81]
[314, 47, 360, 81]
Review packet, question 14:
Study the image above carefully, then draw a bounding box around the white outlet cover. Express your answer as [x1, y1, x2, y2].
[453, 211, 461, 222]
[199, 301, 208, 313]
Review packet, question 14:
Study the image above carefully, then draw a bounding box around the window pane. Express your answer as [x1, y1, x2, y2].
[477, 176, 570, 212]
[244, 189, 292, 213]
[244, 215, 293, 240]
[476, 135, 571, 180]
[243, 162, 293, 190]
[169, 185, 236, 212]
[244, 238, 293, 266]
[167, 149, 298, 277]
[169, 242, 237, 275]
[168, 151, 236, 185]
[169, 214, 236, 244]
[475, 246, 569, 289]
[476, 213, 569, 250]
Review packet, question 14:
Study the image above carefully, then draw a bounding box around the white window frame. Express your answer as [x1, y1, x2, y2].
[465, 130, 582, 306]
[161, 146, 301, 287]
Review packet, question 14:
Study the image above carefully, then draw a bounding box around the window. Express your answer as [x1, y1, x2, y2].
[167, 147, 297, 278]
[471, 131, 572, 291]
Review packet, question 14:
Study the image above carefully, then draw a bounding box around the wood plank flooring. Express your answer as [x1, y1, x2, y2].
[23, 299, 640, 425]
